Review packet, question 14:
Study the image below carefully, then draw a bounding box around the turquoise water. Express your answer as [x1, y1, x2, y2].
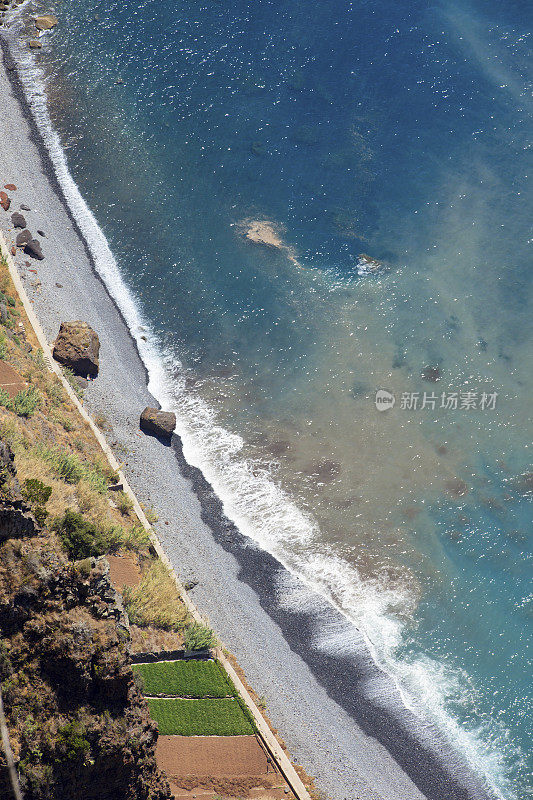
[21, 0, 533, 795]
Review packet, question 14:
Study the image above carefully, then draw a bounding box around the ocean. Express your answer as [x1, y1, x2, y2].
[7, 0, 532, 796]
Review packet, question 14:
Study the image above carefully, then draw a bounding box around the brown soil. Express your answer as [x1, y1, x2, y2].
[129, 624, 184, 654]
[157, 735, 273, 779]
[107, 552, 142, 591]
[171, 786, 289, 800]
[0, 360, 28, 397]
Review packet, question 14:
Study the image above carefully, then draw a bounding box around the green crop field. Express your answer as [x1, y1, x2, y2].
[132, 659, 232, 698]
[146, 698, 255, 735]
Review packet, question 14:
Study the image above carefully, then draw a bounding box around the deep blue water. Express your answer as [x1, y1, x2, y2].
[22, 0, 533, 795]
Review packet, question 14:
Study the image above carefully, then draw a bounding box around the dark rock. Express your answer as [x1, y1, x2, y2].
[421, 365, 441, 382]
[24, 238, 44, 260]
[445, 478, 469, 498]
[52, 321, 100, 377]
[37, 229, 45, 237]
[139, 407, 176, 440]
[11, 212, 26, 228]
[16, 229, 32, 247]
[55, 282, 63, 288]
[20, 204, 31, 211]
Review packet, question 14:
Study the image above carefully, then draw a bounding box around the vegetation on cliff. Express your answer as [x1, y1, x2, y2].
[0, 251, 180, 798]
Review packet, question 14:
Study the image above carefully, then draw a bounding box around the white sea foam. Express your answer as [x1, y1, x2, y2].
[5, 29, 520, 800]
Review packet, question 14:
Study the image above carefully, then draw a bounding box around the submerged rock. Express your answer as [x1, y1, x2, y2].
[421, 365, 441, 383]
[445, 478, 469, 498]
[140, 407, 176, 440]
[53, 320, 100, 377]
[356, 253, 383, 275]
[24, 238, 44, 260]
[34, 13, 58, 30]
[29, 39, 43, 49]
[11, 211, 26, 228]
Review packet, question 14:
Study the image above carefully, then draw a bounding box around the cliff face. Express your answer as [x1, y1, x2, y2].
[0, 442, 171, 800]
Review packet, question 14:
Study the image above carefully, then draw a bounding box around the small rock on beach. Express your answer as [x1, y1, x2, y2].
[16, 230, 32, 247]
[11, 212, 26, 228]
[0, 192, 10, 211]
[24, 239, 44, 260]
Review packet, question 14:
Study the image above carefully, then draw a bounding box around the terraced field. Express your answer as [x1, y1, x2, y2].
[133, 659, 232, 698]
[146, 698, 255, 736]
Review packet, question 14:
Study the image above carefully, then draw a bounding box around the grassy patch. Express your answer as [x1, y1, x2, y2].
[32, 444, 109, 493]
[146, 698, 254, 736]
[132, 660, 232, 698]
[0, 386, 40, 418]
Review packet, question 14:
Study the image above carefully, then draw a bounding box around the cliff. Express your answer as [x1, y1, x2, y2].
[0, 441, 171, 799]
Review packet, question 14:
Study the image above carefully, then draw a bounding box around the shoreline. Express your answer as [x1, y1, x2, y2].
[0, 26, 498, 800]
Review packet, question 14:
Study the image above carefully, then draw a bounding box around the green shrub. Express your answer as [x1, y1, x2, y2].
[22, 478, 52, 505]
[183, 621, 216, 651]
[21, 479, 52, 527]
[53, 509, 147, 559]
[54, 721, 90, 764]
[53, 509, 107, 559]
[0, 386, 40, 418]
[0, 333, 7, 359]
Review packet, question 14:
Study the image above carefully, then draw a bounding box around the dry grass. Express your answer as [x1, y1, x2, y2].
[0, 250, 193, 645]
[123, 560, 189, 631]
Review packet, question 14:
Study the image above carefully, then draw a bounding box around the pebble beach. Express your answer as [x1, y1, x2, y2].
[0, 19, 505, 800]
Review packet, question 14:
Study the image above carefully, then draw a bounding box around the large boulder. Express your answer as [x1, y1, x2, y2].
[53, 321, 100, 378]
[140, 407, 176, 440]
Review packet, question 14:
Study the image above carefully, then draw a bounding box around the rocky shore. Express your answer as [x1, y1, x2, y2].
[0, 28, 498, 800]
